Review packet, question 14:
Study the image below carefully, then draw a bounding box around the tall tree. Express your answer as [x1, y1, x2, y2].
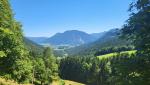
[0, 0, 32, 83]
[122, 0, 150, 53]
[43, 47, 58, 84]
[122, 0, 150, 84]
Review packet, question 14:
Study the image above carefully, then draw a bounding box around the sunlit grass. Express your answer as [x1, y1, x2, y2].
[51, 79, 85, 85]
[97, 50, 136, 60]
[0, 78, 32, 85]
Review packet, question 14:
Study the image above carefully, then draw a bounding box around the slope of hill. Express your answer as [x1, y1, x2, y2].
[97, 50, 136, 60]
[0, 77, 32, 85]
[66, 29, 132, 56]
[52, 80, 85, 85]
[23, 37, 44, 54]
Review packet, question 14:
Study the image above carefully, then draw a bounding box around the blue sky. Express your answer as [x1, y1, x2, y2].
[10, 0, 132, 37]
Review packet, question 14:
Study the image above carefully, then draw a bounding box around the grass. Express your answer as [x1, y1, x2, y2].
[0, 77, 85, 85]
[51, 80, 85, 85]
[0, 78, 32, 85]
[63, 80, 85, 85]
[97, 50, 136, 60]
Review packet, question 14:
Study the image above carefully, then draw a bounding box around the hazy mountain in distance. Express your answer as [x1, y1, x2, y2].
[27, 37, 48, 44]
[44, 30, 97, 46]
[91, 31, 106, 39]
[26, 30, 108, 46]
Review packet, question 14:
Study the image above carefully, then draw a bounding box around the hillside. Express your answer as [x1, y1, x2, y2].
[0, 78, 32, 85]
[23, 37, 44, 54]
[97, 50, 136, 60]
[52, 80, 85, 85]
[66, 29, 132, 56]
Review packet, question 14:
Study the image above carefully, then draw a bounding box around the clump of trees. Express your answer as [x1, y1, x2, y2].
[121, 0, 150, 84]
[59, 0, 150, 85]
[31, 47, 59, 85]
[59, 53, 136, 85]
[0, 0, 32, 83]
[0, 0, 59, 84]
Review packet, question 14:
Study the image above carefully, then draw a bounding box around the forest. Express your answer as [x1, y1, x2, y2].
[0, 0, 150, 85]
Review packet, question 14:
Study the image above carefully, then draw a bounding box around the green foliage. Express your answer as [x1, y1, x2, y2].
[0, 22, 33, 83]
[0, 51, 5, 57]
[32, 47, 59, 85]
[33, 58, 47, 84]
[43, 47, 59, 81]
[122, 0, 150, 53]
[0, 0, 32, 83]
[0, 0, 13, 29]
[59, 80, 65, 85]
[95, 46, 134, 56]
[24, 37, 44, 56]
[97, 50, 136, 60]
[59, 57, 92, 84]
[121, 0, 150, 84]
[61, 0, 150, 83]
[59, 52, 137, 85]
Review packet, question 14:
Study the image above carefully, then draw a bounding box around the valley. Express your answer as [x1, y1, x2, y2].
[0, 0, 150, 85]
[27, 30, 102, 46]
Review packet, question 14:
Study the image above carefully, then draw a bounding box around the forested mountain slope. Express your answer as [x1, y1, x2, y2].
[23, 37, 44, 54]
[66, 29, 133, 56]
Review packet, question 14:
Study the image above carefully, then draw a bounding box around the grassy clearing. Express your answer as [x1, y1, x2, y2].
[0, 78, 32, 85]
[0, 77, 85, 85]
[97, 50, 136, 60]
[63, 80, 85, 85]
[51, 80, 85, 85]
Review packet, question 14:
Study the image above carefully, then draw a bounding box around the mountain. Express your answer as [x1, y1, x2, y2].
[24, 29, 132, 56]
[90, 31, 106, 39]
[66, 29, 132, 56]
[27, 37, 48, 44]
[44, 30, 98, 46]
[26, 30, 117, 47]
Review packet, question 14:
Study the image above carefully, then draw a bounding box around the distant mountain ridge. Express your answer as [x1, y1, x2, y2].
[66, 29, 132, 56]
[91, 31, 106, 39]
[27, 37, 48, 44]
[44, 30, 97, 46]
[27, 30, 104, 46]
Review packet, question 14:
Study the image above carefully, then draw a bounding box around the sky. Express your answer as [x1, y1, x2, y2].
[10, 0, 132, 37]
